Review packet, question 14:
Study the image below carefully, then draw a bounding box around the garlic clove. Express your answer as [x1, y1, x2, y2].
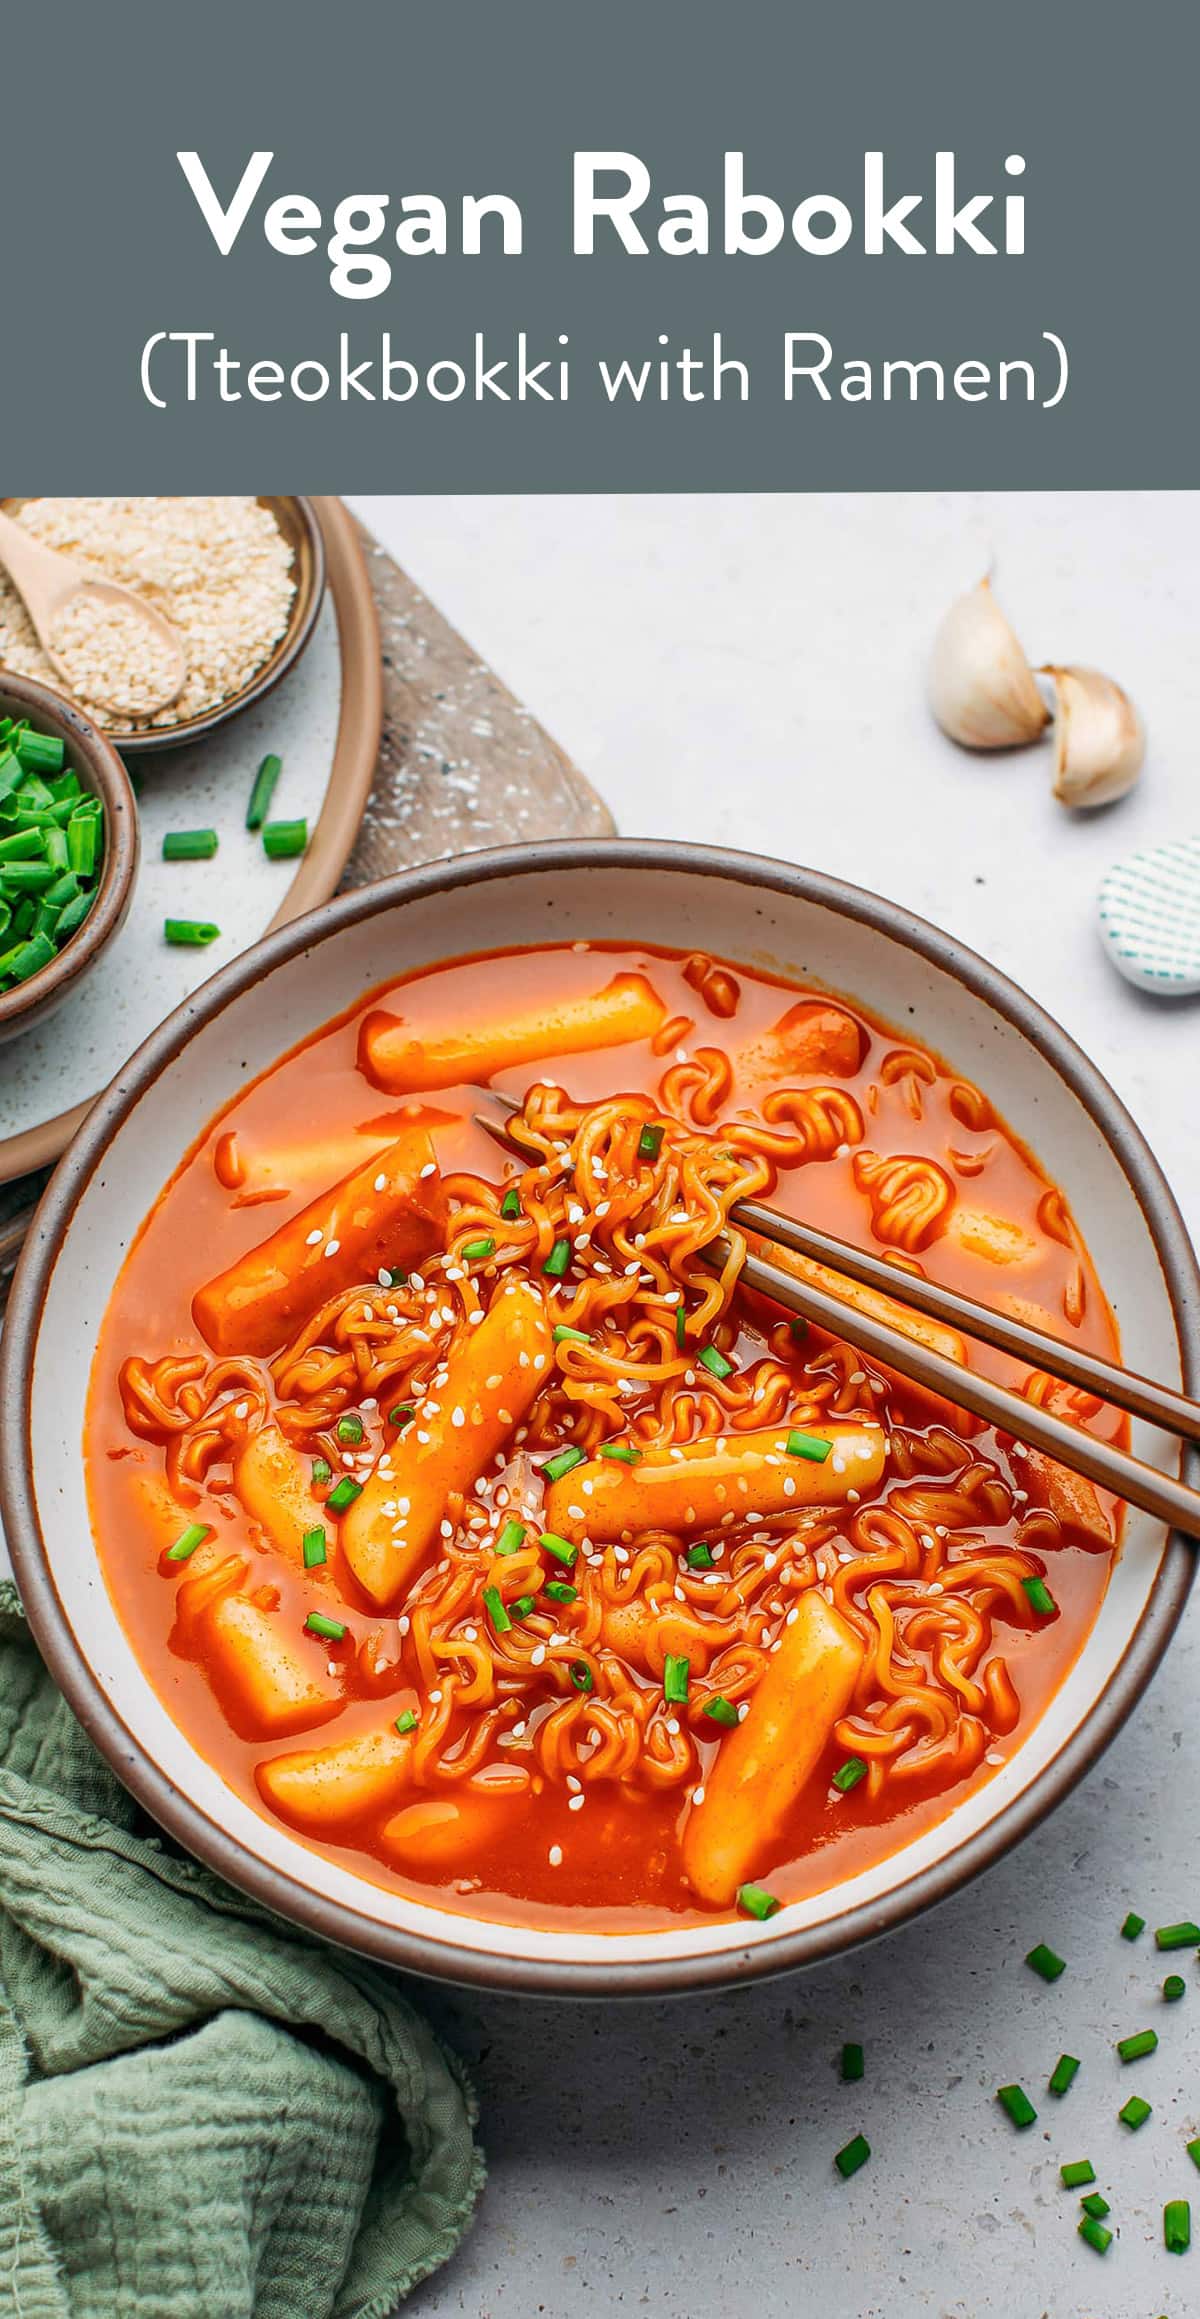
[928, 576, 1050, 750]
[1043, 665, 1145, 809]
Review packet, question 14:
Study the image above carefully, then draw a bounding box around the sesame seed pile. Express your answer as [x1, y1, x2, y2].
[0, 498, 296, 732]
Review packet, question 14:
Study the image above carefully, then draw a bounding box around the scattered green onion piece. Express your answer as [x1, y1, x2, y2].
[462, 1236, 496, 1262]
[1155, 1920, 1200, 1951]
[638, 1124, 664, 1161]
[833, 1756, 867, 1795]
[703, 1696, 740, 1728]
[336, 1412, 364, 1445]
[245, 752, 282, 830]
[833, 2134, 870, 2180]
[166, 1522, 211, 1563]
[1080, 2192, 1110, 2220]
[1121, 1911, 1146, 1940]
[1078, 2215, 1112, 2255]
[599, 1443, 641, 1463]
[539, 1531, 578, 1569]
[325, 1476, 363, 1513]
[304, 1612, 346, 1643]
[302, 1528, 327, 1570]
[543, 1237, 572, 1278]
[1187, 2137, 1200, 2172]
[737, 1883, 780, 1922]
[686, 1543, 715, 1570]
[996, 2084, 1037, 2129]
[511, 1594, 536, 1620]
[1022, 1575, 1057, 1618]
[785, 1429, 832, 1463]
[394, 1709, 418, 1734]
[841, 2043, 864, 2083]
[162, 828, 218, 860]
[496, 1519, 526, 1556]
[1164, 1975, 1187, 2002]
[1060, 2159, 1095, 2190]
[568, 1660, 594, 1693]
[545, 1580, 578, 1605]
[312, 1456, 332, 1485]
[663, 1654, 690, 1705]
[262, 817, 308, 860]
[553, 1324, 589, 1346]
[388, 1404, 415, 1429]
[698, 1344, 734, 1381]
[675, 1306, 686, 1350]
[1165, 2200, 1191, 2255]
[500, 1186, 522, 1221]
[1026, 1942, 1066, 1983]
[1049, 2054, 1080, 2096]
[1119, 2095, 1151, 2129]
[164, 918, 220, 947]
[1116, 2029, 1157, 2063]
[543, 1446, 585, 1482]
[483, 1585, 512, 1636]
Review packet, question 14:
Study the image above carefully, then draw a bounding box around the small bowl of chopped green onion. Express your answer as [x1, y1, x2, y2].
[0, 670, 138, 1045]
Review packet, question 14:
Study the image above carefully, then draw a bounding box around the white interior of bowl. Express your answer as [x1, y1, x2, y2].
[23, 859, 1185, 1973]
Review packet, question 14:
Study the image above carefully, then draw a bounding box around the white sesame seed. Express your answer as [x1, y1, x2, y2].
[374, 1173, 386, 1192]
[548, 1844, 563, 1865]
[324, 1239, 340, 1258]
[305, 1228, 323, 1246]
[419, 1162, 437, 1178]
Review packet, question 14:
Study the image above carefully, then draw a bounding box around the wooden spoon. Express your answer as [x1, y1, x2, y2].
[0, 507, 187, 719]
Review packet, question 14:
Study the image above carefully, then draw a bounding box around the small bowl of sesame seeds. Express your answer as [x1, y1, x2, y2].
[0, 497, 326, 755]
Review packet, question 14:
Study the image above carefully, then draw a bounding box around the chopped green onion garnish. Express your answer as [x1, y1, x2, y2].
[511, 1595, 536, 1620]
[462, 1236, 496, 1262]
[1060, 2159, 1095, 2190]
[785, 1429, 832, 1462]
[304, 1612, 346, 1642]
[638, 1124, 664, 1161]
[1165, 2200, 1191, 2255]
[568, 1660, 594, 1693]
[164, 918, 220, 947]
[833, 1756, 867, 1794]
[539, 1531, 578, 1569]
[545, 1580, 578, 1605]
[1026, 1942, 1066, 1983]
[1121, 1911, 1146, 1940]
[483, 1585, 512, 1635]
[325, 1476, 363, 1513]
[1164, 1974, 1187, 2002]
[500, 1187, 522, 1221]
[336, 1412, 364, 1445]
[841, 2043, 864, 2083]
[1078, 2215, 1112, 2255]
[996, 2084, 1037, 2129]
[1155, 1920, 1200, 1950]
[675, 1306, 686, 1350]
[388, 1404, 415, 1429]
[1021, 1575, 1057, 1618]
[1187, 2137, 1200, 2172]
[1116, 2029, 1157, 2063]
[737, 1883, 780, 1922]
[543, 1237, 572, 1278]
[703, 1696, 740, 1728]
[1049, 2053, 1080, 2096]
[698, 1345, 734, 1381]
[686, 1543, 715, 1570]
[394, 1709, 418, 1734]
[312, 1456, 332, 1485]
[1119, 2095, 1151, 2129]
[14, 726, 64, 773]
[262, 817, 308, 860]
[663, 1655, 690, 1705]
[496, 1520, 526, 1556]
[166, 1522, 211, 1562]
[553, 1325, 589, 1346]
[302, 1527, 327, 1569]
[833, 2134, 870, 2180]
[162, 828, 218, 860]
[543, 1446, 585, 1482]
[65, 810, 98, 877]
[599, 1443, 641, 1463]
[1081, 2192, 1110, 2220]
[245, 752, 282, 831]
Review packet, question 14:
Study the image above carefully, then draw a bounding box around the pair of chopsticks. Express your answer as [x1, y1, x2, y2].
[476, 1101, 1200, 1545]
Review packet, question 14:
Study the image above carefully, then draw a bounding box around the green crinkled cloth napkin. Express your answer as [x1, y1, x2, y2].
[0, 1582, 483, 2318]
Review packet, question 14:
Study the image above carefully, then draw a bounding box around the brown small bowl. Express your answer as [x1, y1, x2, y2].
[0, 670, 139, 1046]
[0, 497, 326, 758]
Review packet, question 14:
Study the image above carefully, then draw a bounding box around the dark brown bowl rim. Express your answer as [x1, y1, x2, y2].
[0, 669, 139, 1036]
[1, 837, 1196, 1998]
[49, 495, 326, 757]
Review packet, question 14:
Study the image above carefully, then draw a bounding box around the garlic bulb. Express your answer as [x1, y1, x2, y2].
[928, 577, 1049, 749]
[1043, 665, 1145, 808]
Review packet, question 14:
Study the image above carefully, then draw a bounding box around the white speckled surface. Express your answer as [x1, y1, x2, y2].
[1, 596, 341, 1150]
[341, 491, 1200, 2319]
